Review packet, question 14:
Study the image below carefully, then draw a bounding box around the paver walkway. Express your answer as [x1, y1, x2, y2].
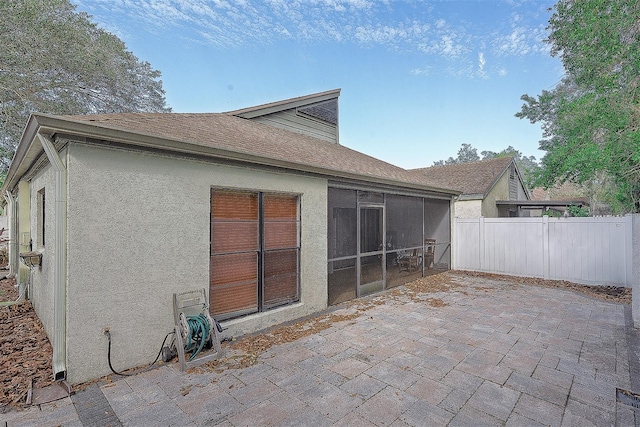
[3, 273, 639, 426]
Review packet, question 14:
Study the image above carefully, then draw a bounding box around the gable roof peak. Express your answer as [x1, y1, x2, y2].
[225, 88, 341, 118]
[410, 156, 517, 197]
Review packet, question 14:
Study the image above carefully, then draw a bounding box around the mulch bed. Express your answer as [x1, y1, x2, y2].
[0, 276, 55, 411]
[452, 270, 633, 304]
[0, 270, 634, 410]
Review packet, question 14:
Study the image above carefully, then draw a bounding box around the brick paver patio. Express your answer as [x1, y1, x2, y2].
[3, 272, 639, 426]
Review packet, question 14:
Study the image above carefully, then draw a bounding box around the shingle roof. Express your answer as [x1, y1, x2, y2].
[530, 183, 585, 201]
[57, 112, 455, 194]
[410, 157, 514, 197]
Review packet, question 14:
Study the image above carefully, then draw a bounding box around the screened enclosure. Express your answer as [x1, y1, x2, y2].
[327, 187, 451, 305]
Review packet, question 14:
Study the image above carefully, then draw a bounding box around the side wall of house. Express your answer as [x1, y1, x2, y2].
[454, 199, 482, 218]
[64, 143, 328, 384]
[25, 154, 63, 342]
[481, 172, 508, 218]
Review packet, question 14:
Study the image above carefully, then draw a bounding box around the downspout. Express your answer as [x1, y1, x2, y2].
[0, 191, 23, 306]
[37, 134, 67, 381]
[5, 191, 19, 279]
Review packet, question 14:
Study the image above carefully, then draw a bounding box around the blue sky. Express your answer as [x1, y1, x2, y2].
[71, 0, 563, 169]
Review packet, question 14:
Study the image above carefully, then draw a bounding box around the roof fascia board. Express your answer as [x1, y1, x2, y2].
[229, 89, 341, 119]
[458, 194, 484, 201]
[5, 114, 458, 197]
[328, 180, 457, 200]
[496, 200, 588, 206]
[1, 114, 44, 194]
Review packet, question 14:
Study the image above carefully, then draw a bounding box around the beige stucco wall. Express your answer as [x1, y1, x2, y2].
[23, 155, 63, 343]
[481, 172, 509, 218]
[63, 142, 328, 384]
[453, 199, 482, 218]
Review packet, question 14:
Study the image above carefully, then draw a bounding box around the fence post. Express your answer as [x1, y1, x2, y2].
[542, 216, 550, 280]
[632, 214, 639, 329]
[625, 214, 633, 288]
[452, 217, 457, 270]
[479, 217, 485, 272]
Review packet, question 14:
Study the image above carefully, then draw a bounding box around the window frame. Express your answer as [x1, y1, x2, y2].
[210, 189, 301, 320]
[37, 187, 46, 248]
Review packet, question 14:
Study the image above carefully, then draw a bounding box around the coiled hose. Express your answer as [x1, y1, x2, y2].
[184, 313, 211, 361]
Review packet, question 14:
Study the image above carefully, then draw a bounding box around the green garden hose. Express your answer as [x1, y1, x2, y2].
[185, 313, 211, 361]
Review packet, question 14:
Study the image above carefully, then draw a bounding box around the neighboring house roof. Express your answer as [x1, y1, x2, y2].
[531, 183, 585, 201]
[3, 108, 458, 197]
[410, 157, 523, 200]
[496, 200, 589, 208]
[531, 187, 549, 201]
[528, 184, 590, 212]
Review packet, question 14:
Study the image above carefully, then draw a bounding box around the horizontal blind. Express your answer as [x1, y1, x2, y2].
[210, 190, 259, 318]
[263, 194, 299, 307]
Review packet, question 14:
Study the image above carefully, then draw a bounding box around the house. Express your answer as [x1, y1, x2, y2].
[411, 157, 531, 218]
[0, 89, 458, 384]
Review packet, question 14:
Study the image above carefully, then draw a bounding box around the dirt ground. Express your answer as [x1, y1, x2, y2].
[451, 270, 633, 304]
[0, 271, 633, 411]
[0, 276, 55, 410]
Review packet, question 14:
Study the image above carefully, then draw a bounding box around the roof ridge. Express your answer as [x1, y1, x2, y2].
[411, 156, 514, 173]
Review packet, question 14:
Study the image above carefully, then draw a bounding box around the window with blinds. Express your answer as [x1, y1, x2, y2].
[210, 190, 300, 320]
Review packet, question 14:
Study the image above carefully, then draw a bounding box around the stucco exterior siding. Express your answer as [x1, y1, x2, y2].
[481, 172, 509, 218]
[64, 143, 328, 384]
[454, 199, 482, 218]
[26, 157, 61, 344]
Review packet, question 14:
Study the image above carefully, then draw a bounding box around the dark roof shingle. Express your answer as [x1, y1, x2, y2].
[60, 112, 455, 194]
[410, 157, 514, 196]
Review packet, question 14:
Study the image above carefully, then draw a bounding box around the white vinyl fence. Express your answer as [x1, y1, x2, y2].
[454, 215, 635, 287]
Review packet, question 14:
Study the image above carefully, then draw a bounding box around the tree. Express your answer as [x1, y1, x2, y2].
[432, 143, 479, 166]
[516, 0, 640, 213]
[0, 0, 170, 170]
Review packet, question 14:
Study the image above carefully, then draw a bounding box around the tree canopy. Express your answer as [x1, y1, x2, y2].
[0, 0, 170, 171]
[516, 0, 640, 213]
[432, 143, 480, 166]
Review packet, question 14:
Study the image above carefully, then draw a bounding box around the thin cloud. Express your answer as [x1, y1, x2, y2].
[73, 0, 552, 77]
[410, 66, 432, 76]
[492, 14, 549, 56]
[478, 52, 487, 76]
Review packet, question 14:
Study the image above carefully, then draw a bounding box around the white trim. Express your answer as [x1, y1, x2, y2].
[37, 134, 68, 381]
